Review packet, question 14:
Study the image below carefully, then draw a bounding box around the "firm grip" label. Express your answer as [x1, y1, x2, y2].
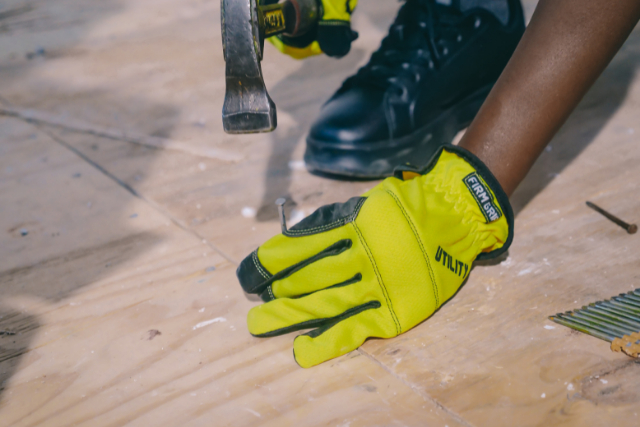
[463, 172, 502, 223]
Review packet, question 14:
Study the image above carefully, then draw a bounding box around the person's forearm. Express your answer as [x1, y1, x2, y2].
[459, 0, 640, 196]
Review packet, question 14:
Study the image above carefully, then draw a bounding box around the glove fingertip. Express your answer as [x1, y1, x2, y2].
[246, 305, 260, 335]
[293, 331, 358, 368]
[247, 304, 271, 337]
[236, 250, 272, 295]
[293, 334, 321, 368]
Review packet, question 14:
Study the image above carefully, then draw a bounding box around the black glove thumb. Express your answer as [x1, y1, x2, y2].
[317, 24, 358, 58]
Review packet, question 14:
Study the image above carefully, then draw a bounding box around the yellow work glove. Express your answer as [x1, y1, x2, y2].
[264, 0, 358, 59]
[236, 146, 514, 368]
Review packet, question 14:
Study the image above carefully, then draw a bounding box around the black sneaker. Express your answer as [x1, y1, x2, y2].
[305, 0, 525, 178]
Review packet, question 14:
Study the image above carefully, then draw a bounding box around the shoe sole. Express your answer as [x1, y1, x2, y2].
[304, 83, 494, 179]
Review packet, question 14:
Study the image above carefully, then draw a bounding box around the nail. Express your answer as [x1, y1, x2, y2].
[584, 305, 640, 329]
[275, 198, 287, 234]
[606, 297, 640, 311]
[586, 201, 637, 234]
[550, 315, 616, 342]
[572, 310, 638, 335]
[603, 299, 640, 318]
[557, 313, 626, 338]
[590, 303, 640, 326]
[613, 296, 640, 310]
[596, 300, 640, 318]
[621, 292, 640, 304]
[596, 300, 636, 313]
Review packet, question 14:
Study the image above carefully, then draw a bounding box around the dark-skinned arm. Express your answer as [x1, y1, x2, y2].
[459, 0, 640, 196]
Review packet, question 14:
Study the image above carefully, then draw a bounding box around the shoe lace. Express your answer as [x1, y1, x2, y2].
[342, 0, 477, 93]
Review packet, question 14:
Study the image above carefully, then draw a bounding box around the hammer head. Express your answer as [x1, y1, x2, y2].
[221, 0, 277, 134]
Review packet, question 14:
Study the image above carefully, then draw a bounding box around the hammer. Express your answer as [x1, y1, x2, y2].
[221, 0, 320, 134]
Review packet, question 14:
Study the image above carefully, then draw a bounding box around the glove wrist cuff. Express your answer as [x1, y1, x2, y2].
[393, 145, 514, 261]
[444, 145, 514, 261]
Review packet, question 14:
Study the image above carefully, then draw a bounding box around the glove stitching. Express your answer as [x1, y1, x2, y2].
[351, 222, 401, 336]
[384, 190, 440, 307]
[252, 250, 271, 280]
[428, 154, 506, 259]
[284, 197, 366, 236]
[430, 173, 485, 250]
[249, 240, 352, 294]
[441, 146, 514, 260]
[267, 284, 275, 300]
[296, 273, 362, 299]
[255, 301, 380, 338]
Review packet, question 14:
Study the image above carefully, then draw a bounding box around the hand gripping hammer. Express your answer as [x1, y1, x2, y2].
[221, 0, 320, 134]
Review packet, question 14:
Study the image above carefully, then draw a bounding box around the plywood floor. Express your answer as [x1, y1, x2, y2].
[1, 0, 639, 425]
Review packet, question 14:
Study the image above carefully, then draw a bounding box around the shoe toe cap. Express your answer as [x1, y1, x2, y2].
[309, 88, 389, 145]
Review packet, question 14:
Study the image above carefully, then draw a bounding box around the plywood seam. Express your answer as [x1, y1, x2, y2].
[357, 347, 476, 427]
[33, 122, 240, 267]
[0, 105, 242, 162]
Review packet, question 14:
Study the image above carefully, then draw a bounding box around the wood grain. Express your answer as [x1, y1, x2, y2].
[2, 0, 640, 425]
[0, 122, 462, 426]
